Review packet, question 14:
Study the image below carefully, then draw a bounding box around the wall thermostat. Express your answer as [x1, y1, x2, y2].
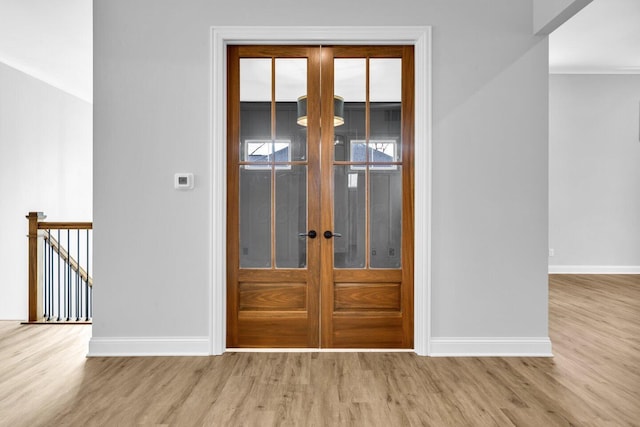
[174, 173, 194, 190]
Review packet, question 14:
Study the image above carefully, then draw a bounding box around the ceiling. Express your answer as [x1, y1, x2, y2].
[549, 0, 640, 73]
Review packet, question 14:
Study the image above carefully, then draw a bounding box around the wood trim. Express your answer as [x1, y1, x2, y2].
[401, 45, 416, 348]
[331, 45, 406, 57]
[237, 269, 308, 282]
[38, 222, 92, 230]
[319, 46, 336, 348]
[226, 45, 241, 347]
[27, 212, 42, 322]
[334, 269, 402, 282]
[306, 46, 322, 347]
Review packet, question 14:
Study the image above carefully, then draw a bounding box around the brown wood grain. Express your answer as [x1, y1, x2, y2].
[401, 44, 415, 348]
[237, 269, 307, 282]
[331, 316, 404, 348]
[27, 212, 42, 322]
[226, 45, 241, 347]
[239, 283, 306, 311]
[333, 269, 402, 282]
[331, 45, 406, 58]
[237, 317, 309, 348]
[319, 46, 336, 348]
[334, 283, 401, 311]
[37, 222, 92, 230]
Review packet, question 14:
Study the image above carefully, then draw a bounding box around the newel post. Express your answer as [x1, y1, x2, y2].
[27, 211, 46, 322]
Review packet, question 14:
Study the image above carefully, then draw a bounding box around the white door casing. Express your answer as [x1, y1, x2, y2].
[210, 26, 432, 355]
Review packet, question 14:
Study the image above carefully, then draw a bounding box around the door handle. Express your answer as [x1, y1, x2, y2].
[298, 230, 317, 239]
[323, 230, 342, 239]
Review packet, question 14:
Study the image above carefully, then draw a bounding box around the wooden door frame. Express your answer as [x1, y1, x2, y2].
[210, 26, 432, 355]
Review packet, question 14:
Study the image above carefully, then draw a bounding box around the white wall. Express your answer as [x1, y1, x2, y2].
[0, 62, 92, 320]
[549, 74, 640, 272]
[93, 0, 550, 352]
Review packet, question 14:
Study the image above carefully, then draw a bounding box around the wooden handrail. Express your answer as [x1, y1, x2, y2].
[43, 232, 93, 287]
[38, 222, 92, 230]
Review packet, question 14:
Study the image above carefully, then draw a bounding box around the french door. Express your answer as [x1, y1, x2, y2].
[226, 45, 414, 348]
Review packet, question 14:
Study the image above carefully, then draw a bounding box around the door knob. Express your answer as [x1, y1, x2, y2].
[323, 230, 342, 239]
[298, 230, 317, 239]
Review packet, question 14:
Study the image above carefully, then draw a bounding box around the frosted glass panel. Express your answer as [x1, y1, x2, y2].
[239, 166, 271, 268]
[276, 166, 307, 268]
[334, 166, 366, 268]
[370, 167, 402, 268]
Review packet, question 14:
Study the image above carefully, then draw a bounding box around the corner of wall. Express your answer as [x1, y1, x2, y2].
[533, 0, 592, 35]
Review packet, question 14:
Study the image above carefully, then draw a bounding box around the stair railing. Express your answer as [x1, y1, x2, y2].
[27, 212, 93, 323]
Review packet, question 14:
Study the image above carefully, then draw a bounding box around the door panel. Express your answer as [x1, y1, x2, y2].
[227, 46, 321, 348]
[320, 46, 414, 349]
[227, 45, 413, 349]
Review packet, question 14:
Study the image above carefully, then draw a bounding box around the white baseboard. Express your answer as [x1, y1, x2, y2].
[227, 348, 415, 353]
[429, 337, 553, 357]
[549, 265, 640, 274]
[88, 336, 210, 357]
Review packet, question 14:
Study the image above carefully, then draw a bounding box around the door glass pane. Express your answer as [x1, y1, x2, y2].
[275, 58, 307, 162]
[370, 58, 401, 162]
[370, 58, 401, 102]
[334, 59, 366, 162]
[276, 165, 307, 268]
[370, 167, 402, 268]
[334, 165, 365, 268]
[240, 58, 272, 162]
[239, 166, 271, 268]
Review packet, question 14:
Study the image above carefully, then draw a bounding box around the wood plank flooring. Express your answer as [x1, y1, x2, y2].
[0, 274, 638, 426]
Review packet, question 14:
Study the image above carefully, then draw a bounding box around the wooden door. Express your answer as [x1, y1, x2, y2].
[319, 46, 414, 348]
[226, 46, 321, 347]
[227, 45, 414, 348]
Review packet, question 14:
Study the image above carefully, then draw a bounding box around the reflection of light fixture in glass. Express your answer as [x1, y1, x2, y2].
[297, 95, 345, 127]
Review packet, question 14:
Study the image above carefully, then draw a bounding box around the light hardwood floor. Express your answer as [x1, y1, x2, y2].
[0, 275, 638, 426]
